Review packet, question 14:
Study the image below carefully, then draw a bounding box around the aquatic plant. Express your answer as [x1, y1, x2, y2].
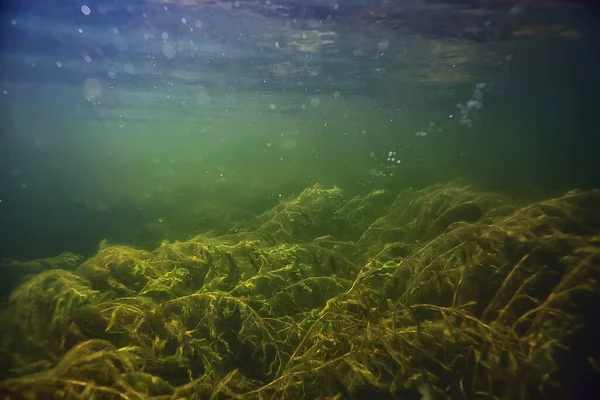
[1, 182, 598, 399]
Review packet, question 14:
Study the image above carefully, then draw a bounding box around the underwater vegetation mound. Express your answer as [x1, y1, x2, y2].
[0, 252, 85, 302]
[1, 182, 599, 399]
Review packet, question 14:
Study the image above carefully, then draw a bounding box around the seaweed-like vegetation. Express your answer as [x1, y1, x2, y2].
[1, 182, 599, 399]
[0, 252, 84, 301]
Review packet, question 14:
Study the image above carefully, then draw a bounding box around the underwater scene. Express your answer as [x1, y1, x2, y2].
[1, 0, 599, 399]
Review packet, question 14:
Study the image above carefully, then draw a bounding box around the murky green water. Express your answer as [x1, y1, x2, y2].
[1, 1, 598, 259]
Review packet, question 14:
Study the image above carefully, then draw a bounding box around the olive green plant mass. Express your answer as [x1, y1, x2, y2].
[1, 182, 599, 399]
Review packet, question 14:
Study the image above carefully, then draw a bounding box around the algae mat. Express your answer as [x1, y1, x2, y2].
[1, 182, 599, 399]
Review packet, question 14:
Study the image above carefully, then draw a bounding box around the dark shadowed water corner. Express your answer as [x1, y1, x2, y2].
[0, 0, 600, 399]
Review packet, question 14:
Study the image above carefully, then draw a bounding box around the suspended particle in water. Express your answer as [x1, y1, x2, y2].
[280, 137, 297, 151]
[83, 78, 102, 100]
[181, 17, 187, 24]
[161, 32, 169, 40]
[466, 99, 482, 109]
[310, 97, 320, 107]
[56, 61, 62, 68]
[81, 5, 91, 16]
[107, 70, 117, 79]
[113, 35, 128, 52]
[377, 40, 390, 52]
[124, 63, 135, 74]
[196, 90, 211, 105]
[162, 43, 176, 59]
[510, 5, 524, 14]
[83, 55, 92, 62]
